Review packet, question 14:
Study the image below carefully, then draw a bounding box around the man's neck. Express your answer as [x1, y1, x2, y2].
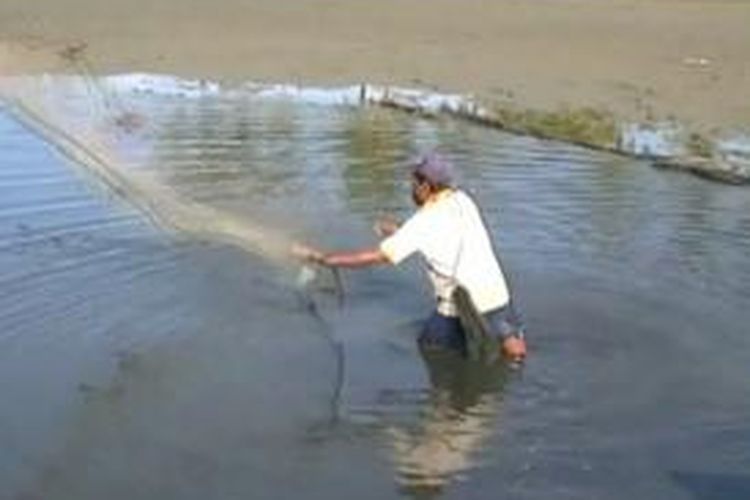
[424, 187, 455, 207]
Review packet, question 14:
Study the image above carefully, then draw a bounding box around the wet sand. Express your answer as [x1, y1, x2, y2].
[1, 0, 749, 133]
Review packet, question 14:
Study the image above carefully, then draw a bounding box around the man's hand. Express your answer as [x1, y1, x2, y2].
[374, 214, 401, 238]
[290, 243, 326, 265]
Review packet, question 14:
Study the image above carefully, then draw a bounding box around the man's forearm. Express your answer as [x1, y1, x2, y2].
[322, 248, 390, 268]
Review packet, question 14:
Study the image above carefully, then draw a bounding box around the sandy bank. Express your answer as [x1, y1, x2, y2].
[2, 0, 750, 183]
[2, 0, 748, 131]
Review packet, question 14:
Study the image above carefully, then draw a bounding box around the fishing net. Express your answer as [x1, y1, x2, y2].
[0, 42, 294, 263]
[1, 42, 355, 498]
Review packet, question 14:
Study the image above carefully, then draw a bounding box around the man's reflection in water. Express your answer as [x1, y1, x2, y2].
[385, 346, 510, 497]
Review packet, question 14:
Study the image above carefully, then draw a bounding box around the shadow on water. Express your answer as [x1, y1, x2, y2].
[671, 471, 750, 500]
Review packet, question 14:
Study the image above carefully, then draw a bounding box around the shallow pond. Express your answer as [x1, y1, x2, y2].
[1, 76, 750, 499]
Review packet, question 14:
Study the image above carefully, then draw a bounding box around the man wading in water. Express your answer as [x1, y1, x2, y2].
[294, 152, 527, 362]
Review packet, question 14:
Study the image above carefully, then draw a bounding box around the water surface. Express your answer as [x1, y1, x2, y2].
[1, 77, 749, 499]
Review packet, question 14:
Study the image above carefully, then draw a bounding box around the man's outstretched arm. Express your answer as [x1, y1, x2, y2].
[292, 244, 390, 268]
[322, 248, 390, 268]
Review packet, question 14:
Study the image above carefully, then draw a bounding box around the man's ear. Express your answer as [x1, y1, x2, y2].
[425, 182, 439, 196]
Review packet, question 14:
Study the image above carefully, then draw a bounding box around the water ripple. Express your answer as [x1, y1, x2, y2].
[2, 75, 750, 499]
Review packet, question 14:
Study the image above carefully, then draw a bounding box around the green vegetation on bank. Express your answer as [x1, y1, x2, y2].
[686, 132, 714, 158]
[374, 85, 746, 184]
[489, 105, 618, 151]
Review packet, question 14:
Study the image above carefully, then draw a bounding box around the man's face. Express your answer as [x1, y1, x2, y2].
[411, 175, 429, 206]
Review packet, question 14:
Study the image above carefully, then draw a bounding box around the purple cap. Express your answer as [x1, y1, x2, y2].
[411, 152, 454, 186]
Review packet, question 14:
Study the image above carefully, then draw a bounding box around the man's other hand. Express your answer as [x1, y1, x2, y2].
[374, 214, 401, 238]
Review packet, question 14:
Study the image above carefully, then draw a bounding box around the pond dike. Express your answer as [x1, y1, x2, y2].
[4, 73, 748, 185]
[358, 85, 750, 186]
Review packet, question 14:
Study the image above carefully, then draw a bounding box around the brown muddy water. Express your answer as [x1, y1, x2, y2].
[1, 75, 750, 500]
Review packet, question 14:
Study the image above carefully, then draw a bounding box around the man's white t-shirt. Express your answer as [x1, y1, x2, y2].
[379, 189, 510, 317]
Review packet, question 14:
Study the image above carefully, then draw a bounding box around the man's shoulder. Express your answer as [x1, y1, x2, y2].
[453, 188, 478, 205]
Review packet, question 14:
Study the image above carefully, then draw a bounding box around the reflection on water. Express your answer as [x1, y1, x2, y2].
[1, 75, 750, 499]
[339, 109, 413, 211]
[389, 348, 509, 496]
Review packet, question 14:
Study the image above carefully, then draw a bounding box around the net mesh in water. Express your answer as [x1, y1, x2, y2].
[0, 52, 295, 265]
[0, 47, 357, 498]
